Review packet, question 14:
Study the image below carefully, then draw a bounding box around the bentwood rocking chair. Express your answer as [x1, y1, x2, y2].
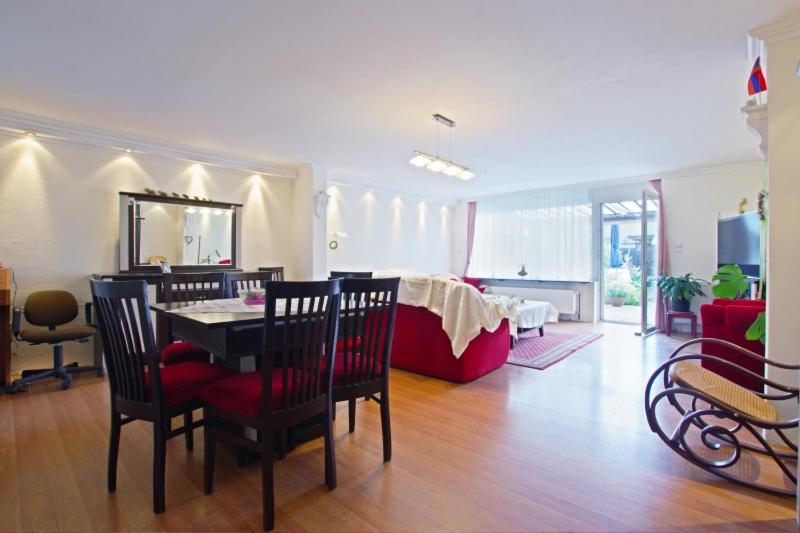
[645, 337, 799, 496]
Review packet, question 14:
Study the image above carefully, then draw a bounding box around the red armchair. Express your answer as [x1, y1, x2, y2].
[700, 298, 765, 392]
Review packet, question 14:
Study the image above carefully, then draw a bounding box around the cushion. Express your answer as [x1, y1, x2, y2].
[462, 276, 486, 293]
[146, 362, 235, 407]
[335, 337, 362, 353]
[20, 324, 95, 344]
[332, 353, 382, 386]
[162, 341, 210, 366]
[199, 369, 296, 418]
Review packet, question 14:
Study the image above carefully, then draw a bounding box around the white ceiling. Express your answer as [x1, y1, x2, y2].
[0, 1, 795, 199]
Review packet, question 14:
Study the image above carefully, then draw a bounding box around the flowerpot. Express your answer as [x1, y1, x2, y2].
[607, 296, 625, 307]
[671, 297, 691, 312]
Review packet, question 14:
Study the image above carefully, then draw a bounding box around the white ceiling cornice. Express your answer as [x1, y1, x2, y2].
[0, 107, 299, 180]
[460, 160, 765, 203]
[751, 16, 800, 44]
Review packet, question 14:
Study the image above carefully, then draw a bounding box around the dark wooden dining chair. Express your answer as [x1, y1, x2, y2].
[201, 280, 341, 532]
[160, 272, 226, 365]
[258, 266, 285, 281]
[224, 271, 273, 298]
[333, 277, 399, 461]
[90, 280, 234, 513]
[329, 271, 373, 279]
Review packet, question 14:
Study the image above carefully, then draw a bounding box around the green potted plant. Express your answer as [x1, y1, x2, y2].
[656, 273, 707, 312]
[605, 279, 632, 307]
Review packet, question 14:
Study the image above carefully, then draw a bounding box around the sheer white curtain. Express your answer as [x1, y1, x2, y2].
[470, 189, 593, 281]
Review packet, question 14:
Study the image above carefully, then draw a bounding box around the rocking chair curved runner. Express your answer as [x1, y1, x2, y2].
[644, 337, 799, 497]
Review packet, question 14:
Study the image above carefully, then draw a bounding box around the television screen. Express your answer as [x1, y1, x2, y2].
[717, 212, 761, 277]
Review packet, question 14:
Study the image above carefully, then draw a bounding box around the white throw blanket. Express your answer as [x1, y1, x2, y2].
[387, 274, 518, 359]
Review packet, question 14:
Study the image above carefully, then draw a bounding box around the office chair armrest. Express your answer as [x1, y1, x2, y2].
[12, 307, 22, 339]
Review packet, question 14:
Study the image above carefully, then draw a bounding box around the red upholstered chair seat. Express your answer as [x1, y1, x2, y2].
[332, 353, 382, 386]
[199, 369, 297, 418]
[335, 337, 362, 352]
[145, 362, 234, 407]
[161, 341, 210, 366]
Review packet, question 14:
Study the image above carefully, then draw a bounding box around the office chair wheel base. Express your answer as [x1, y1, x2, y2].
[8, 383, 22, 394]
[59, 375, 72, 390]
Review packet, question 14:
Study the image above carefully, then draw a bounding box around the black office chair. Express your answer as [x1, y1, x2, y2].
[9, 290, 104, 393]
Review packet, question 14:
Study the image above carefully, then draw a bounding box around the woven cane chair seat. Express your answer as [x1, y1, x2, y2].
[670, 361, 778, 422]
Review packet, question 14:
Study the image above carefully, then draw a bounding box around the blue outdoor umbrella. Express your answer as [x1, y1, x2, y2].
[610, 224, 622, 267]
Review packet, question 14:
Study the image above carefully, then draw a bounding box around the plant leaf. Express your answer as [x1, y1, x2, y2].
[745, 311, 766, 345]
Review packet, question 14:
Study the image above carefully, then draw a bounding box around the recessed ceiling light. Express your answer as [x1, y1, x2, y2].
[124, 148, 133, 153]
[24, 131, 37, 137]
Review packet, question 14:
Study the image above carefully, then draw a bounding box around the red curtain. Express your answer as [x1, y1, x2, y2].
[650, 179, 669, 331]
[463, 201, 477, 277]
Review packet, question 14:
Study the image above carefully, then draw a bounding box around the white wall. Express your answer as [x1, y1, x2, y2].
[0, 133, 294, 361]
[758, 22, 800, 425]
[661, 162, 764, 315]
[326, 182, 453, 275]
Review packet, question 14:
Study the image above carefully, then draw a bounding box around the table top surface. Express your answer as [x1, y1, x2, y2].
[150, 302, 264, 329]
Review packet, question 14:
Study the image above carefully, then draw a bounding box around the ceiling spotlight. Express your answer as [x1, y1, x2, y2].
[409, 152, 432, 167]
[457, 169, 475, 180]
[426, 159, 448, 173]
[124, 148, 133, 153]
[25, 131, 37, 137]
[443, 164, 462, 177]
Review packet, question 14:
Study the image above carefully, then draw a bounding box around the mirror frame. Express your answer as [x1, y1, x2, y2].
[118, 192, 243, 273]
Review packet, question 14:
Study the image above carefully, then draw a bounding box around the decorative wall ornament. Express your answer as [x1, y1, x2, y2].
[313, 190, 331, 218]
[741, 102, 767, 160]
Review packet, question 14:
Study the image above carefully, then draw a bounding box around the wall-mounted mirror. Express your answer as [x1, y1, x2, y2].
[119, 192, 242, 272]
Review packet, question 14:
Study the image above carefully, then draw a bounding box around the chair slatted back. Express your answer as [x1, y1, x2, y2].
[163, 272, 226, 305]
[263, 280, 341, 413]
[337, 277, 399, 386]
[258, 267, 285, 281]
[225, 272, 273, 298]
[330, 271, 373, 279]
[90, 280, 161, 405]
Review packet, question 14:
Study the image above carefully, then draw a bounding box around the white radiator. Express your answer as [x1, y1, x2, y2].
[490, 287, 581, 318]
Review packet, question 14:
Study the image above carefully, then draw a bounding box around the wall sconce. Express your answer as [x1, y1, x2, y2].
[328, 231, 348, 250]
[314, 190, 331, 218]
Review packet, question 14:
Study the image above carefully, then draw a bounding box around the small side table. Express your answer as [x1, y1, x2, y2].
[666, 310, 697, 338]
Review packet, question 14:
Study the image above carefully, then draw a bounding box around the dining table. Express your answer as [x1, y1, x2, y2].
[150, 297, 325, 461]
[150, 298, 269, 371]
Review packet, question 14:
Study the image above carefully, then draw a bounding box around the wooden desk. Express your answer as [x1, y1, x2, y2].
[0, 268, 12, 387]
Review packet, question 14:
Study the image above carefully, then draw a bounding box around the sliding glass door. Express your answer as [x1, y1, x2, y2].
[639, 190, 660, 336]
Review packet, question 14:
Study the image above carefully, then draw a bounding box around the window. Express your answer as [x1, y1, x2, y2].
[470, 189, 593, 281]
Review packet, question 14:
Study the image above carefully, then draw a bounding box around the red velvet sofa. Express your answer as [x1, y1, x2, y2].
[700, 298, 766, 392]
[390, 304, 510, 383]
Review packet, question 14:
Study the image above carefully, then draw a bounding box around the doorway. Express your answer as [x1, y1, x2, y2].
[600, 192, 659, 334]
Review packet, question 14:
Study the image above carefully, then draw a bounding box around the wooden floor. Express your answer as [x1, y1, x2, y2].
[1, 322, 797, 532]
